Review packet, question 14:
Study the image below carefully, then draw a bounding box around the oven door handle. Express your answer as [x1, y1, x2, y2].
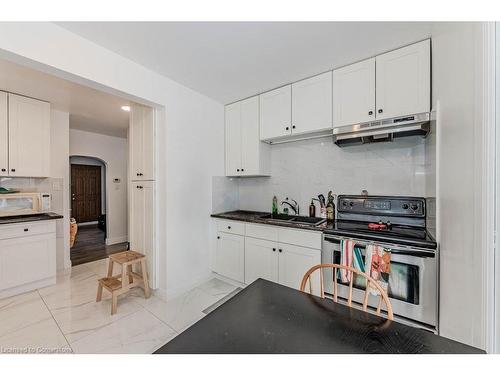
[324, 235, 436, 258]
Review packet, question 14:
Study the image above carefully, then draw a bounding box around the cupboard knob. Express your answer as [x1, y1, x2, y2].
[24, 228, 29, 232]
[292, 125, 296, 129]
[241, 168, 244, 172]
[378, 109, 383, 114]
[1, 168, 5, 172]
[227, 226, 231, 230]
[368, 111, 373, 115]
[285, 127, 289, 131]
[217, 236, 220, 239]
[272, 248, 276, 252]
[237, 169, 240, 172]
[278, 249, 282, 253]
[11, 169, 15, 172]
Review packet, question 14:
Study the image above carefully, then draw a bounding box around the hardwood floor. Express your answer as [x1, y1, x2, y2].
[71, 224, 128, 266]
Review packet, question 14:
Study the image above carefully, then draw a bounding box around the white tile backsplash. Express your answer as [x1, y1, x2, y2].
[213, 134, 435, 214]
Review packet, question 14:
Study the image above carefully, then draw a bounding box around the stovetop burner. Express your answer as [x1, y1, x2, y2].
[323, 195, 437, 249]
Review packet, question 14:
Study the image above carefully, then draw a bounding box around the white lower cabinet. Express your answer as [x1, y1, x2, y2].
[214, 220, 322, 293]
[214, 231, 245, 283]
[244, 237, 279, 284]
[0, 221, 56, 299]
[278, 243, 320, 291]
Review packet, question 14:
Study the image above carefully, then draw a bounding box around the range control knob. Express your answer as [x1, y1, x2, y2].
[349, 202, 354, 207]
[402, 203, 409, 210]
[411, 204, 419, 211]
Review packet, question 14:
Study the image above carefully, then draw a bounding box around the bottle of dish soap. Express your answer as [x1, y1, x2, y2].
[309, 199, 316, 217]
[326, 191, 336, 222]
[272, 196, 278, 216]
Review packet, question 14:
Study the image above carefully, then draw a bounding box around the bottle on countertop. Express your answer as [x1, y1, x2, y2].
[318, 194, 326, 219]
[309, 199, 316, 217]
[326, 191, 336, 222]
[272, 196, 278, 216]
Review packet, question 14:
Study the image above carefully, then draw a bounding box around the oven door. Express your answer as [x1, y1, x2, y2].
[322, 235, 438, 328]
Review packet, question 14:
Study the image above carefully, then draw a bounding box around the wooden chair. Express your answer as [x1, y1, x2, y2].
[300, 263, 393, 320]
[96, 250, 151, 315]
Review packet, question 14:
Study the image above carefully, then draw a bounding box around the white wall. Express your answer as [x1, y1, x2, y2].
[69, 129, 128, 245]
[0, 22, 225, 298]
[235, 136, 430, 214]
[431, 22, 488, 349]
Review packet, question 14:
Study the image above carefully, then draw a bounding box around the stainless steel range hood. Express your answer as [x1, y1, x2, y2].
[333, 112, 431, 147]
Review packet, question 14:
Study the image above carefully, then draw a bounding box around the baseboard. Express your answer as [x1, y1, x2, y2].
[0, 276, 56, 300]
[165, 272, 214, 301]
[105, 236, 128, 246]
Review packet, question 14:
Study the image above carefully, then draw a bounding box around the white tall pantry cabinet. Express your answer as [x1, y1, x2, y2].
[129, 104, 157, 288]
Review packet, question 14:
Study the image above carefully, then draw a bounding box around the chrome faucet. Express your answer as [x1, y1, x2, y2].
[281, 199, 299, 216]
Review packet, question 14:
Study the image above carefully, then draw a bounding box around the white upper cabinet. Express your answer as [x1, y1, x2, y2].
[130, 104, 155, 181]
[291, 71, 332, 135]
[259, 85, 292, 140]
[375, 39, 431, 120]
[8, 93, 50, 178]
[333, 58, 376, 127]
[225, 96, 270, 177]
[0, 92, 7, 177]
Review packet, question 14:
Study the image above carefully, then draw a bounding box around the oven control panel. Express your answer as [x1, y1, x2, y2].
[338, 196, 425, 217]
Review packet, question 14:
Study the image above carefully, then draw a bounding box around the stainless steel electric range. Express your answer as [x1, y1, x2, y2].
[322, 195, 438, 332]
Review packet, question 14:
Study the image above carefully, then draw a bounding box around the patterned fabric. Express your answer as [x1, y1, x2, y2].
[339, 239, 364, 282]
[365, 244, 391, 295]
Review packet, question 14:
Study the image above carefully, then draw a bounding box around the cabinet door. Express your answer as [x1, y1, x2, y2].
[130, 105, 155, 181]
[259, 85, 292, 140]
[8, 93, 50, 177]
[333, 58, 376, 126]
[245, 237, 278, 284]
[292, 71, 332, 135]
[376, 39, 430, 119]
[224, 101, 242, 176]
[130, 181, 156, 288]
[278, 244, 321, 293]
[0, 92, 7, 176]
[240, 96, 260, 176]
[0, 233, 56, 290]
[214, 232, 245, 283]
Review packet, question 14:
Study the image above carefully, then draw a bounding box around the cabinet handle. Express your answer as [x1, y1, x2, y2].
[278, 249, 282, 253]
[24, 228, 29, 232]
[237, 169, 240, 172]
[285, 127, 289, 131]
[227, 226, 231, 230]
[217, 236, 220, 239]
[1, 168, 5, 172]
[292, 125, 296, 129]
[378, 109, 383, 114]
[11, 168, 15, 172]
[368, 111, 373, 116]
[272, 248, 276, 252]
[241, 168, 244, 172]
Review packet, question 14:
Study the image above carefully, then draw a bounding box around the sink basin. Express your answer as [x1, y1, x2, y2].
[291, 216, 326, 225]
[260, 213, 326, 227]
[259, 213, 294, 221]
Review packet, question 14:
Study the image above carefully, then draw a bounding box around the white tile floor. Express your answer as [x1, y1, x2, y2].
[0, 259, 239, 354]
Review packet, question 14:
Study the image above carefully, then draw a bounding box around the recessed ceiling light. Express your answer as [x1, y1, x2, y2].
[121, 105, 131, 112]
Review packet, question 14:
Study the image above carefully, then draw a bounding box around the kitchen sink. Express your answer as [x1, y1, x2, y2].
[290, 216, 326, 225]
[259, 213, 326, 227]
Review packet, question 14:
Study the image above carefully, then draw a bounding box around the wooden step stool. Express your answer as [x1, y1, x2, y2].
[96, 250, 151, 315]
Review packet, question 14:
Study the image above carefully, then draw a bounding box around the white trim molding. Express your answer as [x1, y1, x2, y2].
[482, 21, 497, 354]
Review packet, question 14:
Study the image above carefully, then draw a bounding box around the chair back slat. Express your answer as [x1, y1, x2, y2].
[299, 263, 393, 321]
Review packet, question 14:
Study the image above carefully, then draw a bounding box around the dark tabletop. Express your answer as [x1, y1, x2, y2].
[0, 212, 64, 225]
[155, 279, 484, 354]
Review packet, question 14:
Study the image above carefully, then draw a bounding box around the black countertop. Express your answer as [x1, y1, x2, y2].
[0, 212, 64, 225]
[155, 279, 484, 354]
[211, 210, 334, 232]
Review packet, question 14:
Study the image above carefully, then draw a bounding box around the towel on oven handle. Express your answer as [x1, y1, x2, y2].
[365, 245, 391, 295]
[339, 239, 365, 282]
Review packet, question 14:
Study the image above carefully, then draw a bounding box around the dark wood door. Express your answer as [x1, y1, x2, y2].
[71, 164, 102, 223]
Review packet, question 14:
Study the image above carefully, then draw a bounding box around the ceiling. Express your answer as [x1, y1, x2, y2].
[0, 58, 130, 138]
[57, 22, 434, 104]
